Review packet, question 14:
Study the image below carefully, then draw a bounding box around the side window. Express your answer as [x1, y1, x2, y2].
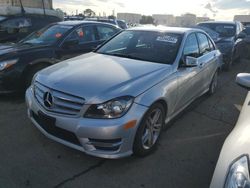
[197, 33, 211, 55]
[0, 18, 32, 33]
[183, 33, 199, 58]
[208, 38, 215, 50]
[66, 26, 96, 43]
[96, 26, 117, 40]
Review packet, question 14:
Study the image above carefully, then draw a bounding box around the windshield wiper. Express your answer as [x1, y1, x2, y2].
[109, 53, 145, 61]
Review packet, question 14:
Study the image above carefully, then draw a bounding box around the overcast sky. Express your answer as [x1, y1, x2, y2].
[53, 0, 250, 20]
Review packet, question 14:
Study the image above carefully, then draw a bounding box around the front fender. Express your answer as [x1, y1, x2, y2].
[134, 72, 179, 118]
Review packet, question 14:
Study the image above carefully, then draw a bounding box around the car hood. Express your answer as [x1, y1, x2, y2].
[0, 43, 49, 56]
[36, 52, 172, 103]
[210, 92, 250, 188]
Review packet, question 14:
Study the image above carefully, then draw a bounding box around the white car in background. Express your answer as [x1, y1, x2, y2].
[210, 73, 250, 188]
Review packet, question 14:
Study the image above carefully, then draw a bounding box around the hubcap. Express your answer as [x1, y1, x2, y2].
[141, 108, 163, 150]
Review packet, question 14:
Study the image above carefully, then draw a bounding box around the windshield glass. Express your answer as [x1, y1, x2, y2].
[96, 30, 183, 64]
[21, 24, 73, 45]
[0, 16, 6, 22]
[198, 23, 236, 38]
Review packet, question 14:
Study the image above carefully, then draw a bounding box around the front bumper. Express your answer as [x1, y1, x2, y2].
[25, 87, 148, 159]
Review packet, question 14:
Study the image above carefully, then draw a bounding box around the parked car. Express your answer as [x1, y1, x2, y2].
[197, 21, 244, 70]
[26, 26, 221, 159]
[117, 20, 128, 29]
[210, 73, 250, 188]
[0, 14, 62, 43]
[0, 21, 121, 93]
[234, 26, 250, 60]
[84, 18, 128, 29]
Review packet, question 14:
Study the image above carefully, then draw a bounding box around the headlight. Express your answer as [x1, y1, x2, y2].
[225, 155, 250, 188]
[0, 59, 18, 71]
[84, 96, 134, 119]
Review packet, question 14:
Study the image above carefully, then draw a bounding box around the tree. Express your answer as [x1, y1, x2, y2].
[140, 15, 154, 24]
[84, 9, 96, 17]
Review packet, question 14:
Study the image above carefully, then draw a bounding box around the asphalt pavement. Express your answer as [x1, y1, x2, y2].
[0, 60, 250, 188]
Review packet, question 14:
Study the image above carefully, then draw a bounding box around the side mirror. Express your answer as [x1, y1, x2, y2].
[237, 32, 247, 39]
[236, 73, 250, 90]
[63, 39, 79, 48]
[184, 56, 198, 67]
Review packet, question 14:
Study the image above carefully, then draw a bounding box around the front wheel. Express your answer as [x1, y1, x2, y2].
[133, 103, 166, 157]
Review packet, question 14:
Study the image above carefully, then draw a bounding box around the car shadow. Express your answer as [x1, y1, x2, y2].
[0, 92, 25, 103]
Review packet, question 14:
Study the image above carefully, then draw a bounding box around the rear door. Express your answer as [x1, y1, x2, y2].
[196, 32, 217, 90]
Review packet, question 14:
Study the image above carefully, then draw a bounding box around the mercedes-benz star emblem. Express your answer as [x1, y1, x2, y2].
[43, 92, 53, 108]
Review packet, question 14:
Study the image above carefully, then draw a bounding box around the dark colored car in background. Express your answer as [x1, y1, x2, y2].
[0, 14, 62, 43]
[235, 26, 250, 60]
[197, 21, 244, 70]
[0, 21, 121, 93]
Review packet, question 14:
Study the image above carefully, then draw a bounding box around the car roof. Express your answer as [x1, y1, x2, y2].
[128, 25, 202, 34]
[57, 20, 119, 27]
[198, 21, 237, 25]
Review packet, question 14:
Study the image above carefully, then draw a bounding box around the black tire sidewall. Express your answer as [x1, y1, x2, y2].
[133, 103, 166, 157]
[209, 71, 218, 95]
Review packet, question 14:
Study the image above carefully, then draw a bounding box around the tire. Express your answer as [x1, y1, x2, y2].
[133, 103, 166, 157]
[208, 71, 218, 95]
[223, 59, 232, 71]
[24, 64, 49, 89]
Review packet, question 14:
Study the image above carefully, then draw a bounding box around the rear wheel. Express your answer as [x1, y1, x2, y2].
[133, 103, 165, 157]
[208, 71, 218, 95]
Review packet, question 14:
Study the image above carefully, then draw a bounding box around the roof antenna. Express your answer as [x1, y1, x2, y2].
[19, 0, 25, 15]
[42, 0, 46, 16]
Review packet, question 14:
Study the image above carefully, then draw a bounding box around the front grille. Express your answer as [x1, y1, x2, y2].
[32, 111, 81, 146]
[34, 81, 85, 116]
[88, 138, 122, 152]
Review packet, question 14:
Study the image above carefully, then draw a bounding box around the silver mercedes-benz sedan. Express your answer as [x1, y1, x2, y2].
[26, 26, 221, 159]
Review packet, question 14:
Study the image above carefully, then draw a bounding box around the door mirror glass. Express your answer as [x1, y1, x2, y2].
[184, 56, 198, 67]
[236, 73, 250, 90]
[237, 32, 247, 39]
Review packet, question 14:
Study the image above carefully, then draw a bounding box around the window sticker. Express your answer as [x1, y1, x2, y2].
[156, 35, 178, 43]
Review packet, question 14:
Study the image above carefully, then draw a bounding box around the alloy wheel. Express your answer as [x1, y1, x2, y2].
[141, 108, 163, 150]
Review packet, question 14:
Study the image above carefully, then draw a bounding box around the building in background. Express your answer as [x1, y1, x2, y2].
[117, 13, 142, 24]
[234, 15, 250, 26]
[152, 14, 175, 26]
[175, 13, 197, 27]
[0, 0, 53, 9]
[196, 16, 211, 23]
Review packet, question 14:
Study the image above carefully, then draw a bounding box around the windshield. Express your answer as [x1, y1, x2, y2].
[21, 24, 73, 45]
[0, 16, 6, 22]
[198, 23, 236, 38]
[96, 30, 182, 64]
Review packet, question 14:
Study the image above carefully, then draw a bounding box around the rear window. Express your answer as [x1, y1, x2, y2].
[198, 23, 236, 37]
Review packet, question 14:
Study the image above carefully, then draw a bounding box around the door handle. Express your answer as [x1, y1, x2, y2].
[199, 63, 204, 68]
